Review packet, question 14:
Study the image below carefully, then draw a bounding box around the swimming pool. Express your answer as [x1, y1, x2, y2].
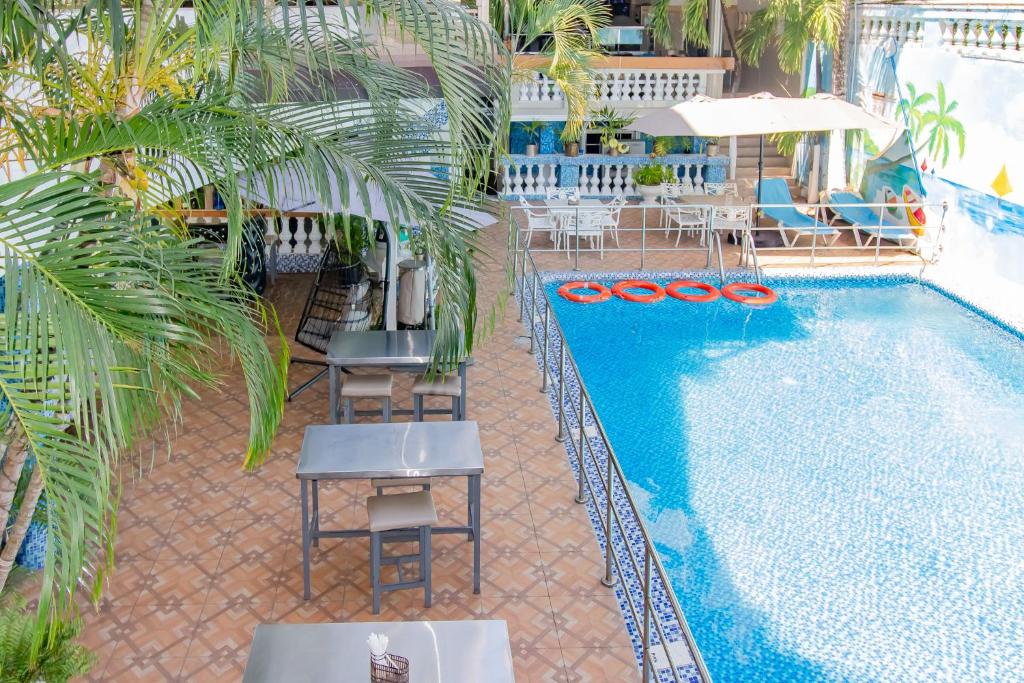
[546, 275, 1024, 682]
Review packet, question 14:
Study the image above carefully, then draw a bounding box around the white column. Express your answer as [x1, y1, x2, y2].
[728, 136, 737, 180]
[709, 0, 724, 57]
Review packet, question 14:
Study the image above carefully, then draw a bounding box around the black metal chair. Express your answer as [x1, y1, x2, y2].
[288, 245, 373, 401]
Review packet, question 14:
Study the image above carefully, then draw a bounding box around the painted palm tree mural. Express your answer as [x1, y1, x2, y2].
[902, 81, 967, 169]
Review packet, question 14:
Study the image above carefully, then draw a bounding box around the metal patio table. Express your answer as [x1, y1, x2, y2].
[296, 421, 483, 600]
[243, 620, 514, 683]
[326, 329, 467, 424]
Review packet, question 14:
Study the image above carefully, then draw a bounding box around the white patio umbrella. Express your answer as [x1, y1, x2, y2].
[241, 161, 498, 329]
[626, 92, 901, 204]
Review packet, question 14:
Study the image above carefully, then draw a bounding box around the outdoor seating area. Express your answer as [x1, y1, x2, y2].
[73, 227, 640, 681]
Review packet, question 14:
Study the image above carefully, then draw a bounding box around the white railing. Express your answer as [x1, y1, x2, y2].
[515, 68, 718, 105]
[740, 201, 950, 275]
[858, 4, 1024, 62]
[502, 154, 730, 199]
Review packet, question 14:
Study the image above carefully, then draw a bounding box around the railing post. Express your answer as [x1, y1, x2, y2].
[810, 206, 819, 267]
[601, 451, 615, 587]
[575, 388, 586, 504]
[875, 206, 883, 265]
[573, 206, 581, 271]
[640, 205, 647, 270]
[540, 303, 550, 393]
[518, 239, 527, 323]
[555, 341, 566, 442]
[528, 270, 538, 353]
[511, 217, 521, 300]
[642, 546, 652, 683]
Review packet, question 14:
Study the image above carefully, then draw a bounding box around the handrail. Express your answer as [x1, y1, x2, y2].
[510, 214, 713, 683]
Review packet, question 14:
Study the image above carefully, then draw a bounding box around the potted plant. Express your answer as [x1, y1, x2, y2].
[522, 121, 545, 157]
[704, 137, 719, 157]
[633, 164, 667, 203]
[593, 106, 636, 156]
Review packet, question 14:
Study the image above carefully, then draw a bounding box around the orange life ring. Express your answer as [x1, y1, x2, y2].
[666, 280, 720, 303]
[612, 280, 666, 303]
[721, 282, 778, 306]
[558, 281, 612, 304]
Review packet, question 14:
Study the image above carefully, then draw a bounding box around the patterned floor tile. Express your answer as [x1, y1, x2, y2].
[561, 647, 642, 683]
[186, 602, 271, 659]
[177, 657, 247, 682]
[133, 559, 218, 607]
[512, 648, 569, 683]
[206, 549, 284, 605]
[114, 604, 203, 658]
[481, 596, 561, 650]
[102, 656, 186, 682]
[541, 551, 617, 597]
[550, 595, 634, 650]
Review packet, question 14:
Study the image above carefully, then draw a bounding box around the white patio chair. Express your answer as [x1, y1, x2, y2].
[561, 210, 606, 259]
[666, 204, 709, 246]
[657, 183, 689, 232]
[517, 197, 555, 248]
[600, 196, 626, 246]
[704, 182, 739, 197]
[545, 186, 580, 202]
[710, 205, 752, 244]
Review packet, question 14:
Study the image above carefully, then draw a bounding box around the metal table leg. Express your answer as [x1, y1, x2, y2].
[458, 361, 468, 420]
[312, 480, 320, 548]
[328, 364, 339, 424]
[300, 479, 312, 600]
[471, 473, 481, 594]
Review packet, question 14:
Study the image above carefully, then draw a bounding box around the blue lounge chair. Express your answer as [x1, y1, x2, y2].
[755, 178, 840, 247]
[826, 190, 918, 248]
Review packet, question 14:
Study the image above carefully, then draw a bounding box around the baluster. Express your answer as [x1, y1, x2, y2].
[279, 217, 295, 256]
[545, 164, 558, 195]
[512, 164, 525, 197]
[623, 165, 635, 196]
[502, 164, 512, 196]
[307, 216, 322, 255]
[693, 163, 705, 192]
[609, 74, 621, 102]
[596, 163, 608, 196]
[652, 71, 665, 101]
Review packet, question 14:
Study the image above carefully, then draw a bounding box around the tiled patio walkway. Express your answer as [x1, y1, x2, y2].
[76, 218, 647, 682]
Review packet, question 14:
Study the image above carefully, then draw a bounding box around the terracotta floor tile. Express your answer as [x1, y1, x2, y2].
[541, 551, 617, 597]
[270, 594, 347, 623]
[177, 657, 247, 682]
[206, 549, 284, 605]
[550, 595, 633, 650]
[561, 647, 641, 682]
[156, 518, 234, 562]
[134, 559, 218, 606]
[512, 648, 569, 683]
[102, 656, 186, 682]
[115, 604, 203, 658]
[187, 602, 272, 659]
[530, 508, 598, 553]
[480, 596, 560, 650]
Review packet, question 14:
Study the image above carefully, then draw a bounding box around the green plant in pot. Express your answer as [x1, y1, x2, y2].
[633, 164, 668, 203]
[522, 121, 546, 157]
[593, 106, 636, 156]
[324, 214, 371, 286]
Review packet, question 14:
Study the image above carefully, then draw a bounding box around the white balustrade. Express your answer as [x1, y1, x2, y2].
[859, 5, 1024, 62]
[513, 68, 718, 106]
[503, 157, 719, 198]
[267, 214, 328, 257]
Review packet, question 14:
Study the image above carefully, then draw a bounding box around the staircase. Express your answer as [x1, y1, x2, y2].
[733, 136, 803, 199]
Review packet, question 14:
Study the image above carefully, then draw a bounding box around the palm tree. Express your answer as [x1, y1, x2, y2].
[0, 0, 508, 654]
[736, 0, 846, 79]
[900, 82, 935, 141]
[918, 82, 965, 167]
[498, 0, 610, 142]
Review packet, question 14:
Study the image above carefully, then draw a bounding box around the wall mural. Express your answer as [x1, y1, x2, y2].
[851, 28, 1024, 310]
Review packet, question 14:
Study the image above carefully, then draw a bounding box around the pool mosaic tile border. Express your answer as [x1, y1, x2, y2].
[516, 267, 1024, 683]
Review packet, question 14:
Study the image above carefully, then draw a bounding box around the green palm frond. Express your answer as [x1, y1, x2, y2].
[0, 170, 286, 639]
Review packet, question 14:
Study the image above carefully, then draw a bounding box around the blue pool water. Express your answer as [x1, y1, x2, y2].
[547, 277, 1024, 682]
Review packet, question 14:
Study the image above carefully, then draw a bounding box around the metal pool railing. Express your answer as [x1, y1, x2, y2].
[509, 216, 713, 683]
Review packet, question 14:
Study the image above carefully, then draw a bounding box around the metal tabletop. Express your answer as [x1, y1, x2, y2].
[326, 329, 438, 366]
[297, 421, 484, 480]
[544, 197, 606, 210]
[242, 620, 514, 683]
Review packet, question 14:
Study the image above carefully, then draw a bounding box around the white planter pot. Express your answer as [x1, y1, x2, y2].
[637, 185, 661, 203]
[706, 143, 719, 157]
[525, 144, 538, 157]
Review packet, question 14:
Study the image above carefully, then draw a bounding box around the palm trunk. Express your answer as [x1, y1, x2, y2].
[0, 436, 29, 534]
[0, 445, 40, 590]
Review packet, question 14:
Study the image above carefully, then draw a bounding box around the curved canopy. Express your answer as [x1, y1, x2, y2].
[626, 92, 901, 138]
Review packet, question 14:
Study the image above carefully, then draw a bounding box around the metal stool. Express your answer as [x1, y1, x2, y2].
[411, 374, 462, 421]
[366, 490, 437, 614]
[371, 477, 431, 496]
[341, 374, 393, 423]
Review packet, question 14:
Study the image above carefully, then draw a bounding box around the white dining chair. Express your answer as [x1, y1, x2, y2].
[517, 197, 555, 247]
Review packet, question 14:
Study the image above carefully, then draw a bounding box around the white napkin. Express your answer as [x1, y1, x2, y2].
[368, 632, 395, 668]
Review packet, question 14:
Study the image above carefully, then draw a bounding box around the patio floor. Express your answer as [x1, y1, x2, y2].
[74, 216, 655, 682]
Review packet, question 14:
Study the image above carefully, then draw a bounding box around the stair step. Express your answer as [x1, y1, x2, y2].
[735, 157, 788, 168]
